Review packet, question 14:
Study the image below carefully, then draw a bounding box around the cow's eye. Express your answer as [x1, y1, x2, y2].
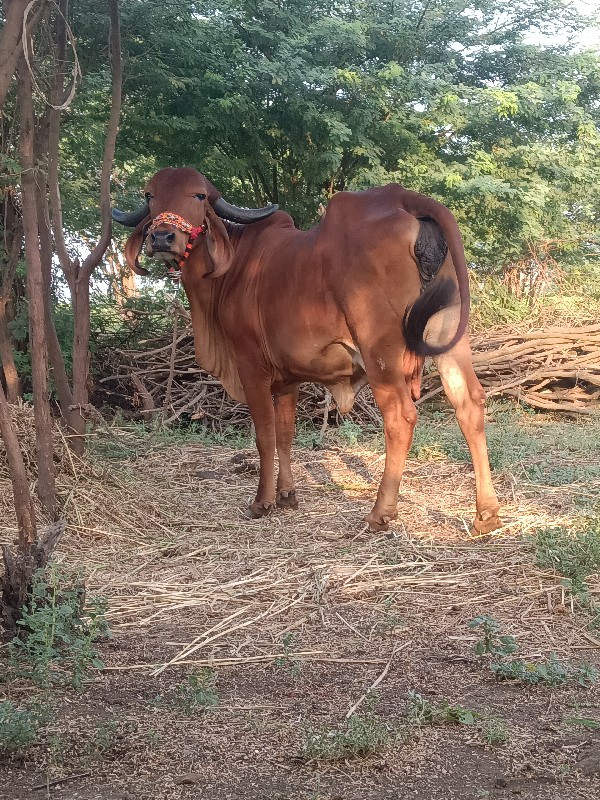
[195, 193, 207, 200]
[144, 192, 153, 202]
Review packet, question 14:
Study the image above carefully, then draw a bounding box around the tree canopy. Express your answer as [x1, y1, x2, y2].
[53, 0, 599, 276]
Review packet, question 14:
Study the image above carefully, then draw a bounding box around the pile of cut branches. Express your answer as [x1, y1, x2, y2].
[96, 311, 600, 427]
[449, 323, 600, 415]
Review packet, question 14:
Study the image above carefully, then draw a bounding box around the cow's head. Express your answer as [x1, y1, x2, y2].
[112, 167, 278, 279]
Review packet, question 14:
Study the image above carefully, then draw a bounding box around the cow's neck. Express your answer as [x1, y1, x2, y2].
[182, 245, 246, 404]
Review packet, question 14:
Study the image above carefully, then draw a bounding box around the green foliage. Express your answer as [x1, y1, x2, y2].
[173, 669, 220, 714]
[534, 524, 600, 592]
[335, 420, 364, 447]
[470, 614, 597, 688]
[274, 633, 302, 678]
[302, 712, 394, 761]
[564, 715, 600, 730]
[481, 716, 510, 745]
[0, 701, 39, 752]
[8, 568, 110, 690]
[491, 655, 598, 687]
[406, 691, 479, 727]
[84, 717, 137, 763]
[469, 616, 518, 657]
[7, 1, 600, 405]
[62, 0, 600, 280]
[409, 406, 600, 484]
[373, 597, 404, 635]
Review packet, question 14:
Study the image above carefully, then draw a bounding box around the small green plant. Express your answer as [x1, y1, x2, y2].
[469, 616, 517, 657]
[8, 568, 110, 690]
[335, 420, 363, 446]
[481, 716, 510, 745]
[406, 691, 479, 728]
[534, 521, 600, 631]
[564, 715, 600, 730]
[302, 712, 393, 761]
[0, 701, 39, 751]
[534, 525, 600, 593]
[274, 633, 302, 678]
[85, 717, 136, 763]
[491, 654, 597, 688]
[374, 597, 404, 635]
[469, 616, 597, 688]
[173, 669, 219, 714]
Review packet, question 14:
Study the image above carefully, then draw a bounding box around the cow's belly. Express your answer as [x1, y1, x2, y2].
[277, 340, 367, 415]
[279, 340, 355, 382]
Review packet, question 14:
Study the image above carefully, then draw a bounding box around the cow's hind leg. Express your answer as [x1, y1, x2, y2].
[365, 380, 417, 531]
[434, 337, 501, 534]
[275, 389, 299, 509]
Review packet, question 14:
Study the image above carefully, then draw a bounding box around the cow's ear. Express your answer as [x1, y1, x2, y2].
[124, 217, 151, 276]
[203, 204, 234, 279]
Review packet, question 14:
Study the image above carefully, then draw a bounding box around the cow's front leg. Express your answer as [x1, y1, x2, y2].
[241, 377, 277, 518]
[275, 388, 299, 509]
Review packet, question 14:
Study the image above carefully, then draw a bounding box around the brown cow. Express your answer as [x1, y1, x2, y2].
[113, 167, 501, 534]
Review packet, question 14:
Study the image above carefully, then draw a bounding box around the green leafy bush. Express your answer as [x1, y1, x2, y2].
[0, 701, 39, 752]
[469, 616, 518, 657]
[302, 712, 394, 761]
[491, 655, 597, 688]
[535, 524, 600, 592]
[8, 568, 110, 690]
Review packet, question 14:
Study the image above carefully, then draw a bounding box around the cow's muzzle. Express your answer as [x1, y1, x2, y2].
[149, 229, 176, 252]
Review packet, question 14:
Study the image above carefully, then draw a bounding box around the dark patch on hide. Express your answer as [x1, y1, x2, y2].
[415, 217, 448, 289]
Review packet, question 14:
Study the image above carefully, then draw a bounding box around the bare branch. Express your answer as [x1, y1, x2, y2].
[82, 0, 122, 278]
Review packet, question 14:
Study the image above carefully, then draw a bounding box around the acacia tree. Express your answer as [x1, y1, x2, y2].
[0, 0, 121, 634]
[28, 0, 122, 455]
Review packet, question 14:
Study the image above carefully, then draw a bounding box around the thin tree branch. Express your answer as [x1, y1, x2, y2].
[81, 0, 122, 279]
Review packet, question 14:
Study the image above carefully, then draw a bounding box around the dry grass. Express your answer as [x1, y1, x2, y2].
[1, 413, 599, 799]
[3, 419, 596, 668]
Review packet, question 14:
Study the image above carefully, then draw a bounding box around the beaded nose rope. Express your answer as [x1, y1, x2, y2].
[146, 212, 207, 275]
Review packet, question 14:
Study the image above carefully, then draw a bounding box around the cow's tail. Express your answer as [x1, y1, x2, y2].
[400, 190, 470, 357]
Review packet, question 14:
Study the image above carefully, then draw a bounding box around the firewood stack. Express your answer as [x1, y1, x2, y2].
[97, 316, 600, 426]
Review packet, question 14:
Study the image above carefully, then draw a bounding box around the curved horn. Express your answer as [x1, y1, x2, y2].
[112, 204, 150, 228]
[211, 197, 278, 224]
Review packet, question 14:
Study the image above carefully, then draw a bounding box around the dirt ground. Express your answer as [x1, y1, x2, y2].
[1, 414, 600, 799]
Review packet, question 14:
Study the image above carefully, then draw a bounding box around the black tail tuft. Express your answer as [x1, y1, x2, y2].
[402, 278, 456, 356]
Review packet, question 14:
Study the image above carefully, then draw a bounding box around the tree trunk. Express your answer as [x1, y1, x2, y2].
[0, 0, 30, 111]
[46, 0, 123, 456]
[0, 382, 37, 548]
[17, 60, 56, 516]
[0, 0, 45, 113]
[1, 520, 65, 638]
[0, 211, 23, 402]
[68, 274, 91, 455]
[35, 178, 75, 420]
[0, 300, 21, 402]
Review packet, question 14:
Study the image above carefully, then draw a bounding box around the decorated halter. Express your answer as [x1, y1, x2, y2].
[147, 211, 207, 273]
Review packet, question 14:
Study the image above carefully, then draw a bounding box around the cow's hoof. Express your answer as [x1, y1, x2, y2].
[364, 510, 397, 532]
[245, 501, 275, 519]
[471, 507, 502, 536]
[277, 489, 299, 510]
